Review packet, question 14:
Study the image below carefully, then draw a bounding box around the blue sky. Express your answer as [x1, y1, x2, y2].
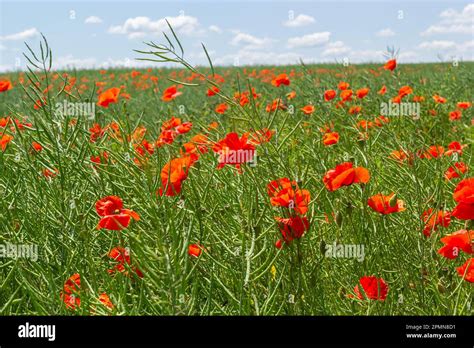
[0, 0, 473, 71]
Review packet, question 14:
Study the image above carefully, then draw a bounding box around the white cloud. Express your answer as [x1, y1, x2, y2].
[421, 4, 474, 36]
[52, 55, 158, 70]
[108, 15, 201, 39]
[418, 40, 456, 50]
[208, 25, 222, 34]
[0, 28, 39, 41]
[230, 31, 275, 50]
[283, 14, 316, 27]
[376, 28, 395, 37]
[85, 16, 103, 24]
[214, 49, 305, 66]
[321, 41, 351, 57]
[287, 32, 330, 48]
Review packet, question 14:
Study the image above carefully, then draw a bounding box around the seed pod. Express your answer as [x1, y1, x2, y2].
[389, 193, 398, 207]
[335, 211, 343, 228]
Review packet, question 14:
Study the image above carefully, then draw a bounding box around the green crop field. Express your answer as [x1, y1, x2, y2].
[0, 34, 473, 316]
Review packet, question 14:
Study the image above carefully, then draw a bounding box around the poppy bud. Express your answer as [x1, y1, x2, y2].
[346, 202, 353, 215]
[320, 239, 326, 255]
[389, 193, 398, 207]
[335, 211, 343, 228]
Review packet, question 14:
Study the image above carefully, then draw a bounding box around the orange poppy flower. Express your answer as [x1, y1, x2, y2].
[159, 155, 197, 196]
[356, 88, 369, 99]
[271, 73, 290, 87]
[377, 85, 387, 95]
[398, 86, 413, 98]
[60, 273, 81, 310]
[340, 89, 353, 102]
[95, 196, 140, 231]
[301, 105, 315, 115]
[437, 229, 473, 259]
[322, 132, 339, 146]
[323, 162, 370, 192]
[97, 87, 121, 108]
[384, 59, 397, 71]
[457, 258, 474, 283]
[0, 134, 13, 151]
[98, 292, 114, 310]
[215, 102, 228, 114]
[433, 95, 446, 103]
[367, 193, 405, 215]
[286, 91, 297, 99]
[418, 145, 444, 159]
[338, 81, 349, 90]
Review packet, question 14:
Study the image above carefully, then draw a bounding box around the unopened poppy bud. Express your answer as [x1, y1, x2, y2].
[320, 239, 326, 254]
[335, 211, 343, 228]
[389, 193, 398, 207]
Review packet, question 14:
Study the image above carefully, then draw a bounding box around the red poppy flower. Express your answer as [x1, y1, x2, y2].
[368, 193, 405, 215]
[449, 110, 462, 121]
[206, 86, 220, 96]
[421, 209, 451, 237]
[323, 162, 370, 192]
[108, 246, 143, 278]
[271, 73, 290, 87]
[377, 85, 387, 95]
[95, 196, 140, 230]
[418, 145, 444, 159]
[457, 102, 471, 109]
[452, 178, 474, 220]
[275, 215, 310, 245]
[0, 79, 13, 92]
[60, 273, 81, 310]
[97, 87, 120, 108]
[268, 178, 311, 215]
[384, 59, 396, 71]
[444, 141, 467, 157]
[352, 276, 388, 301]
[445, 162, 468, 181]
[162, 85, 182, 101]
[212, 132, 256, 170]
[437, 229, 473, 259]
[188, 244, 202, 257]
[324, 89, 336, 101]
[457, 258, 474, 283]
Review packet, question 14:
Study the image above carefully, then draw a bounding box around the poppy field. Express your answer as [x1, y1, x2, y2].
[0, 34, 473, 316]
